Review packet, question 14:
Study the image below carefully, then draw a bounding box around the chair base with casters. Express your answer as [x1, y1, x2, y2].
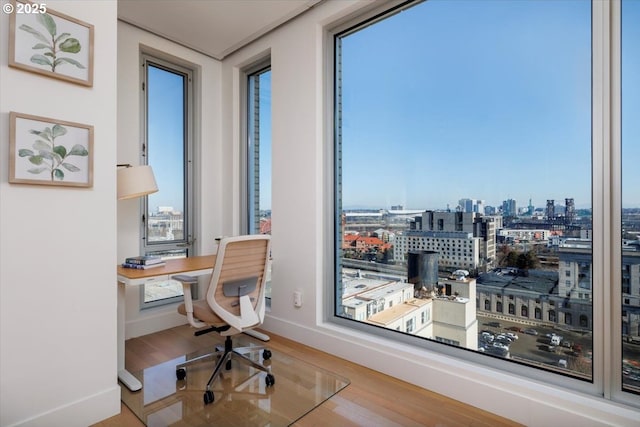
[176, 330, 275, 404]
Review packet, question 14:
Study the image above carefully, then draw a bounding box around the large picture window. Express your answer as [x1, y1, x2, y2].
[335, 0, 596, 385]
[621, 0, 640, 396]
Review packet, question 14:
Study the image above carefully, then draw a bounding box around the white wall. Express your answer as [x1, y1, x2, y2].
[220, 1, 640, 426]
[116, 22, 223, 338]
[0, 1, 120, 426]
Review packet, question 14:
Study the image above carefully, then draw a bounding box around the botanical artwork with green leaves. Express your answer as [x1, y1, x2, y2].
[10, 113, 93, 188]
[10, 3, 93, 86]
[18, 123, 89, 182]
[19, 13, 86, 73]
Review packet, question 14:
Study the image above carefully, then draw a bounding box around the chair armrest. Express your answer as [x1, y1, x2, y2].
[172, 275, 207, 328]
[238, 294, 260, 327]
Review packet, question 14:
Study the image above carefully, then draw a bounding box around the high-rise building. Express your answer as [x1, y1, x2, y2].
[565, 198, 576, 224]
[459, 198, 485, 214]
[394, 211, 496, 273]
[502, 199, 517, 217]
[546, 199, 555, 220]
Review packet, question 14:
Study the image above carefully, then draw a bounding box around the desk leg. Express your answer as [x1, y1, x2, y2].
[118, 282, 142, 391]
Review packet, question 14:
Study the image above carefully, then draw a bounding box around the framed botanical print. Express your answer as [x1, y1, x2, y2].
[8, 0, 94, 86]
[9, 112, 94, 188]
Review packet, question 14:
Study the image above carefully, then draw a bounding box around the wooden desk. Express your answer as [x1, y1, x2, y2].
[117, 255, 216, 285]
[117, 255, 216, 391]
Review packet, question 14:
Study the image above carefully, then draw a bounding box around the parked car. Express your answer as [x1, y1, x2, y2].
[496, 334, 514, 343]
[524, 328, 538, 335]
[487, 321, 502, 328]
[539, 344, 556, 352]
[493, 342, 509, 350]
[480, 332, 494, 343]
[505, 332, 519, 340]
[506, 326, 523, 333]
[549, 334, 562, 345]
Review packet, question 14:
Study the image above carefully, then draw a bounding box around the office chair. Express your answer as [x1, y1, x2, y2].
[172, 235, 274, 405]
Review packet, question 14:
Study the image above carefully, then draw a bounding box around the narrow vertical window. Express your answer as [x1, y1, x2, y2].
[247, 67, 272, 235]
[621, 0, 640, 395]
[141, 54, 194, 307]
[246, 64, 272, 303]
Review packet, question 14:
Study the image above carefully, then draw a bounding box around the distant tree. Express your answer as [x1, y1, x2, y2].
[516, 250, 540, 270]
[504, 251, 519, 267]
[497, 245, 514, 267]
[526, 249, 540, 269]
[501, 248, 539, 270]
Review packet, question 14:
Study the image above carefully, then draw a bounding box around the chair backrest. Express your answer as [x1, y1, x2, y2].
[206, 235, 271, 333]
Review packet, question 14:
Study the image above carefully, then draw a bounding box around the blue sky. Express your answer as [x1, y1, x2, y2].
[258, 72, 272, 211]
[340, 0, 639, 211]
[622, 0, 640, 209]
[147, 65, 186, 212]
[147, 0, 639, 213]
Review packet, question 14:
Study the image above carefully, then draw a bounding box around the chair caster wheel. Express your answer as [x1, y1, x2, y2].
[263, 349, 272, 360]
[204, 390, 214, 405]
[265, 373, 275, 387]
[176, 368, 186, 380]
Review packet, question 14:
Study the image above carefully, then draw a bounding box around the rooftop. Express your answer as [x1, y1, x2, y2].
[367, 298, 431, 326]
[477, 269, 558, 294]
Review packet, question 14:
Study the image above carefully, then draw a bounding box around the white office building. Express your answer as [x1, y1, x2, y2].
[342, 270, 478, 349]
[394, 230, 482, 272]
[394, 211, 497, 273]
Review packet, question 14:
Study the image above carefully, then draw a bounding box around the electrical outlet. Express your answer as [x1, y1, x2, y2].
[293, 290, 302, 307]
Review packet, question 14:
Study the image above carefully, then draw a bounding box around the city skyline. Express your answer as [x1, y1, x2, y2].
[343, 196, 590, 214]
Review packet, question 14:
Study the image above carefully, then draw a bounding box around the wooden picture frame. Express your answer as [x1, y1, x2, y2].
[9, 112, 94, 188]
[9, 0, 94, 87]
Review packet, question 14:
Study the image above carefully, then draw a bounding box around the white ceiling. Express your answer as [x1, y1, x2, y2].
[117, 0, 323, 60]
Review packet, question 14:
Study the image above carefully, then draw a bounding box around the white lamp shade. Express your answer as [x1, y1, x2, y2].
[117, 165, 159, 200]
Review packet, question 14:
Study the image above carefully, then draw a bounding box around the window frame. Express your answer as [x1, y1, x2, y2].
[612, 0, 640, 406]
[240, 56, 271, 235]
[326, 0, 637, 408]
[139, 52, 195, 309]
[240, 56, 272, 307]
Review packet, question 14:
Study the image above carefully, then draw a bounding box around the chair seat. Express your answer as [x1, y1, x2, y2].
[178, 300, 226, 326]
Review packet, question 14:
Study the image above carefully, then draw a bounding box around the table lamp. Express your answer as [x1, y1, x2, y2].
[117, 164, 158, 200]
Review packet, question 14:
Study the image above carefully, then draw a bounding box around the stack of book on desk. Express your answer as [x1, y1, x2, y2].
[122, 255, 166, 269]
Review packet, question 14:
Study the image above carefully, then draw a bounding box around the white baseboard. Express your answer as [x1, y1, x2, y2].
[8, 386, 120, 427]
[125, 309, 188, 339]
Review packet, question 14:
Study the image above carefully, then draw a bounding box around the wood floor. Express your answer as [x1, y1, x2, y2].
[93, 325, 523, 427]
